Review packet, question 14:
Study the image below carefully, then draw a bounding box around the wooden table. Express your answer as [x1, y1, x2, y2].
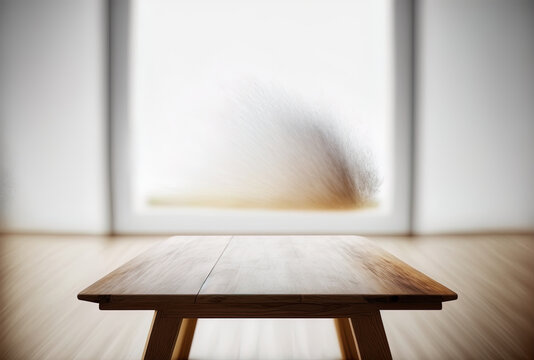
[78, 236, 457, 360]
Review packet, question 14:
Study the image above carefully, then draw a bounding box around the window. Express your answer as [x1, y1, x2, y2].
[111, 0, 412, 234]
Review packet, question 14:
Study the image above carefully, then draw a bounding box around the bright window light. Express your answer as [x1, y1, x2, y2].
[130, 0, 393, 213]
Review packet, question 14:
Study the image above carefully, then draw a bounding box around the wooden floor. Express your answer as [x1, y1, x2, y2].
[0, 234, 533, 359]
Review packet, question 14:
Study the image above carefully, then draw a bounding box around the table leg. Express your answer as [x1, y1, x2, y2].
[349, 311, 392, 360]
[172, 318, 198, 359]
[335, 318, 359, 359]
[143, 311, 183, 360]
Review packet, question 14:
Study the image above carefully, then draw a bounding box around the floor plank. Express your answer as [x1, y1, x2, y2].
[0, 234, 533, 359]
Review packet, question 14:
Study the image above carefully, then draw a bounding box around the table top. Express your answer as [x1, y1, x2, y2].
[78, 236, 457, 312]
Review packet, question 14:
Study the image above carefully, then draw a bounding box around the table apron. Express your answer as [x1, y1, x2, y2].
[99, 301, 442, 316]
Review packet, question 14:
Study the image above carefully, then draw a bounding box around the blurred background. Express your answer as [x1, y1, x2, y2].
[1, 0, 534, 236]
[0, 0, 533, 359]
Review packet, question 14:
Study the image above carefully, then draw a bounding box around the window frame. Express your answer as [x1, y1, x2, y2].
[110, 0, 414, 235]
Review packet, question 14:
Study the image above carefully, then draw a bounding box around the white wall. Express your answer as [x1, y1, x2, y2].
[0, 0, 109, 234]
[1, 0, 533, 235]
[414, 0, 534, 233]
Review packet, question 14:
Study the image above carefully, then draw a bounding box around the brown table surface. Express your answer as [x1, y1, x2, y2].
[78, 236, 456, 313]
[79, 236, 457, 359]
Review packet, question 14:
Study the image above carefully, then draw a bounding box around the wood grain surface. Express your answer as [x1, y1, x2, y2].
[143, 311, 183, 360]
[198, 236, 457, 305]
[350, 311, 392, 360]
[2, 234, 532, 359]
[78, 236, 231, 304]
[335, 318, 359, 359]
[98, 301, 441, 314]
[78, 236, 456, 310]
[172, 318, 197, 360]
